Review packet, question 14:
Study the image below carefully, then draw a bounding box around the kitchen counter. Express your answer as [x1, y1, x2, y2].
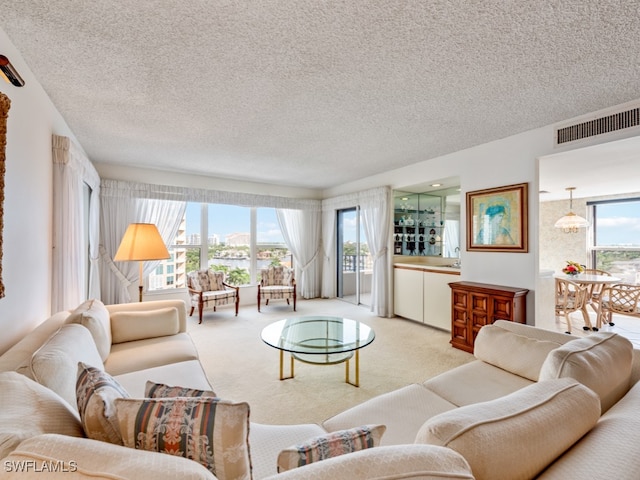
[394, 262, 461, 274]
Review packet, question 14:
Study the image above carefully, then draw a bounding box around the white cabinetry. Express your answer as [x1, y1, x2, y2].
[394, 264, 460, 331]
[423, 271, 456, 330]
[393, 267, 424, 322]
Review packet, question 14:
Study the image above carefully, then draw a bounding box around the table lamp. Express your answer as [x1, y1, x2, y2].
[114, 223, 170, 302]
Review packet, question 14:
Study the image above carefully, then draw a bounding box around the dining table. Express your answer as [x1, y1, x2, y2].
[554, 273, 622, 330]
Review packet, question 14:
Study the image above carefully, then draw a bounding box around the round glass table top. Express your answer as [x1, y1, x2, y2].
[260, 315, 375, 356]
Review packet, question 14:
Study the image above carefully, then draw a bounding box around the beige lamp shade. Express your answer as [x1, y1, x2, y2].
[114, 223, 170, 261]
[554, 187, 590, 233]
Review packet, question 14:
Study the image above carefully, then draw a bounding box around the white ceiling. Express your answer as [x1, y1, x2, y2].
[1, 1, 640, 190]
[540, 134, 640, 202]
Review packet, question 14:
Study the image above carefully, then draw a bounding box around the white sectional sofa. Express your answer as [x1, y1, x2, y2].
[1, 299, 639, 479]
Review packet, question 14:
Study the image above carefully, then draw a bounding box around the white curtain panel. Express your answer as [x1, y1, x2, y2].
[276, 208, 322, 299]
[444, 220, 461, 258]
[99, 179, 321, 210]
[320, 208, 337, 298]
[360, 187, 392, 317]
[100, 181, 186, 304]
[51, 135, 101, 312]
[322, 186, 392, 316]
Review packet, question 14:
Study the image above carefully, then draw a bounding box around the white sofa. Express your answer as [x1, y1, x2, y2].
[1, 300, 639, 479]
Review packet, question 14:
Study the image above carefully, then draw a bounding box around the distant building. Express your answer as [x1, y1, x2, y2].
[226, 232, 250, 246]
[186, 233, 201, 245]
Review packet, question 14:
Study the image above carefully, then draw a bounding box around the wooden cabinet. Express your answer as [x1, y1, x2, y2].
[449, 281, 528, 353]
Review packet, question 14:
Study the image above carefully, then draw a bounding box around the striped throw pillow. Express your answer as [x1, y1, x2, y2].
[115, 397, 251, 480]
[277, 424, 386, 472]
[76, 362, 130, 445]
[144, 380, 216, 398]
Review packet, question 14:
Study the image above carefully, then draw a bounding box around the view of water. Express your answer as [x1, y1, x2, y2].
[208, 258, 273, 271]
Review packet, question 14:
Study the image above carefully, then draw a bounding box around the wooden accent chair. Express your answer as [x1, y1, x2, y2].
[596, 283, 640, 329]
[187, 270, 239, 323]
[555, 278, 589, 334]
[257, 265, 296, 312]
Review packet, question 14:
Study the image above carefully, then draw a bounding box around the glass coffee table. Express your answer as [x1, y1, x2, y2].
[261, 316, 375, 387]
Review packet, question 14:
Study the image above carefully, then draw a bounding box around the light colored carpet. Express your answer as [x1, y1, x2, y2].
[189, 298, 474, 425]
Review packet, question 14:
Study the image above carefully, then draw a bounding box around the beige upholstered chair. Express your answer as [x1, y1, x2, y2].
[555, 278, 589, 334]
[257, 265, 296, 312]
[596, 283, 640, 329]
[187, 270, 239, 323]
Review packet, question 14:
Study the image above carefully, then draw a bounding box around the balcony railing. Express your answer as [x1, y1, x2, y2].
[342, 255, 373, 272]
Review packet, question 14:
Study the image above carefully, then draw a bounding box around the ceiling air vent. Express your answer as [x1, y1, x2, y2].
[555, 102, 640, 147]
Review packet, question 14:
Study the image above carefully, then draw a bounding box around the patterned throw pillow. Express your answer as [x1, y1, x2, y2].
[76, 362, 130, 445]
[115, 397, 251, 480]
[277, 424, 386, 472]
[145, 380, 217, 398]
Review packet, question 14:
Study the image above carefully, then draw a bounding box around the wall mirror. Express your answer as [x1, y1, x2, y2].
[393, 178, 460, 258]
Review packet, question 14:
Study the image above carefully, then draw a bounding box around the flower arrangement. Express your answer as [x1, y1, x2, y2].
[562, 261, 585, 276]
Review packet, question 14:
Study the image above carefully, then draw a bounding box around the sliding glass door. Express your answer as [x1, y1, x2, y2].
[337, 207, 371, 306]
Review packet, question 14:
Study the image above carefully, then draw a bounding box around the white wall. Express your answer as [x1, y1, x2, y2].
[99, 126, 567, 324]
[325, 127, 555, 324]
[0, 27, 79, 354]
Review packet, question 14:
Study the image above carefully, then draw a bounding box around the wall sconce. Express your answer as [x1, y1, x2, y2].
[554, 187, 590, 233]
[114, 223, 170, 302]
[0, 55, 25, 87]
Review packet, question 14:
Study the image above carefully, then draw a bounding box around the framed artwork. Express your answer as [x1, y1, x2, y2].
[0, 92, 9, 298]
[466, 182, 528, 253]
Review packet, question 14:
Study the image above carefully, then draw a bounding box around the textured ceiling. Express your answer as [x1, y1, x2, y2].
[1, 1, 639, 190]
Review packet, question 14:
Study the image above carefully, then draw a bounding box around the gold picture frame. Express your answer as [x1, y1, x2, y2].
[466, 182, 528, 253]
[0, 92, 9, 298]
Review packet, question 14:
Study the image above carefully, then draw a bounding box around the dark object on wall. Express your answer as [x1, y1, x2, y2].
[0, 92, 9, 298]
[0, 55, 25, 87]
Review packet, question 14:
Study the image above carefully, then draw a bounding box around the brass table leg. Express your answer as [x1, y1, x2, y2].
[345, 350, 360, 387]
[279, 350, 294, 380]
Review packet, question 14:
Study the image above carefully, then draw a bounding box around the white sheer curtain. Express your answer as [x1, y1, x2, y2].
[321, 209, 337, 298]
[52, 135, 101, 312]
[276, 208, 322, 298]
[100, 181, 186, 304]
[444, 220, 460, 259]
[322, 186, 392, 316]
[360, 187, 392, 317]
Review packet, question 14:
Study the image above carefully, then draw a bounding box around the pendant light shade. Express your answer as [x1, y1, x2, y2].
[554, 187, 590, 233]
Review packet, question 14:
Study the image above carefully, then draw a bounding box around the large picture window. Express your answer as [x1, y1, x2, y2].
[589, 198, 640, 284]
[148, 203, 291, 291]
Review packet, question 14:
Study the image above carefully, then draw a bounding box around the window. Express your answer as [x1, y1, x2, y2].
[148, 203, 291, 291]
[209, 204, 251, 286]
[257, 208, 292, 283]
[589, 198, 640, 284]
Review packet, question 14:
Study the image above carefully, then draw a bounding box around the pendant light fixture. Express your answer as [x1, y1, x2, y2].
[554, 187, 590, 233]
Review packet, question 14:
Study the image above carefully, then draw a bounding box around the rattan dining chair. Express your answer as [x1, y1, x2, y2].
[582, 269, 612, 313]
[596, 283, 640, 330]
[555, 278, 590, 334]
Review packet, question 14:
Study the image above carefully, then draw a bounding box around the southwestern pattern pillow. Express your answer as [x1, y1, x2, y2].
[145, 380, 217, 398]
[277, 424, 386, 472]
[76, 362, 130, 445]
[115, 397, 251, 480]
